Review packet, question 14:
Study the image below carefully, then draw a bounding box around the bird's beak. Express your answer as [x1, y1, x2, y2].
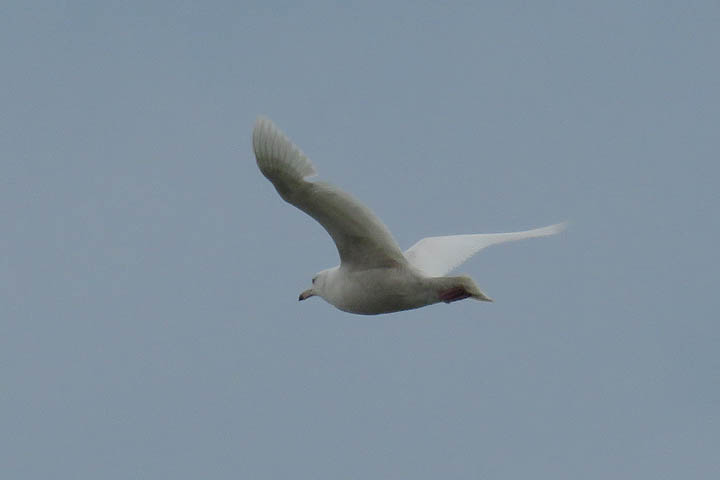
[299, 289, 315, 301]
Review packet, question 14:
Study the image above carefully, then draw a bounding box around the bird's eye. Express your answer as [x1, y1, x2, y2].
[312, 276, 317, 284]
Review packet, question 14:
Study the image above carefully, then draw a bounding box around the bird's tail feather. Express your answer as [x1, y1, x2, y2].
[436, 275, 494, 303]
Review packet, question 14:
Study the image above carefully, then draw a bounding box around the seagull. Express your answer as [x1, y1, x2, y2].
[252, 116, 565, 315]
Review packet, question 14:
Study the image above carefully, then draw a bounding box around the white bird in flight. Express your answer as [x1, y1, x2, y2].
[253, 116, 565, 315]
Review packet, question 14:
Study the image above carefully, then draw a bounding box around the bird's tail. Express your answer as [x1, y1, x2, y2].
[436, 275, 494, 303]
[458, 275, 494, 302]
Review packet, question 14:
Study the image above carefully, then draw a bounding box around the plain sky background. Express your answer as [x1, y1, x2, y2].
[2, 1, 718, 478]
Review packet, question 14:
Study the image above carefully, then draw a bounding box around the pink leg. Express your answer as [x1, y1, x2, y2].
[439, 286, 472, 303]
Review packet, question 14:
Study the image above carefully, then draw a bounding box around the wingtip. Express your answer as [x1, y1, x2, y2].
[252, 115, 318, 181]
[254, 115, 271, 129]
[537, 221, 569, 237]
[551, 221, 569, 233]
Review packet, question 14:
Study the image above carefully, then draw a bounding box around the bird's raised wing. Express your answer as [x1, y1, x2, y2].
[253, 116, 407, 269]
[404, 222, 567, 277]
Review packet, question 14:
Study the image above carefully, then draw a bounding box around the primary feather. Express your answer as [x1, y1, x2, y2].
[252, 116, 407, 269]
[404, 223, 567, 277]
[253, 116, 316, 181]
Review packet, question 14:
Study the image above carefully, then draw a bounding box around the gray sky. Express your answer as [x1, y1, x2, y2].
[2, 1, 718, 478]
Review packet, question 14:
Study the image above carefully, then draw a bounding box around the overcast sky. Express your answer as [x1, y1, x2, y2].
[2, 1, 718, 478]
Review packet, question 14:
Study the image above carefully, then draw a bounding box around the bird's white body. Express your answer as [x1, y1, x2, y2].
[252, 116, 565, 315]
[313, 266, 447, 315]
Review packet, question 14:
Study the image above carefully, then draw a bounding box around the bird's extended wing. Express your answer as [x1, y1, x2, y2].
[404, 222, 567, 277]
[253, 116, 407, 269]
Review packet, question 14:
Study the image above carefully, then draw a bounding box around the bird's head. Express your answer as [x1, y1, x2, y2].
[298, 268, 335, 302]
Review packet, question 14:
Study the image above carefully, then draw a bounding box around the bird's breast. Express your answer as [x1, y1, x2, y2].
[326, 267, 437, 315]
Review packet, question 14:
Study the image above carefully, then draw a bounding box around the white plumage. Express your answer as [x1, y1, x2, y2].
[404, 223, 567, 278]
[252, 116, 566, 315]
[253, 116, 316, 181]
